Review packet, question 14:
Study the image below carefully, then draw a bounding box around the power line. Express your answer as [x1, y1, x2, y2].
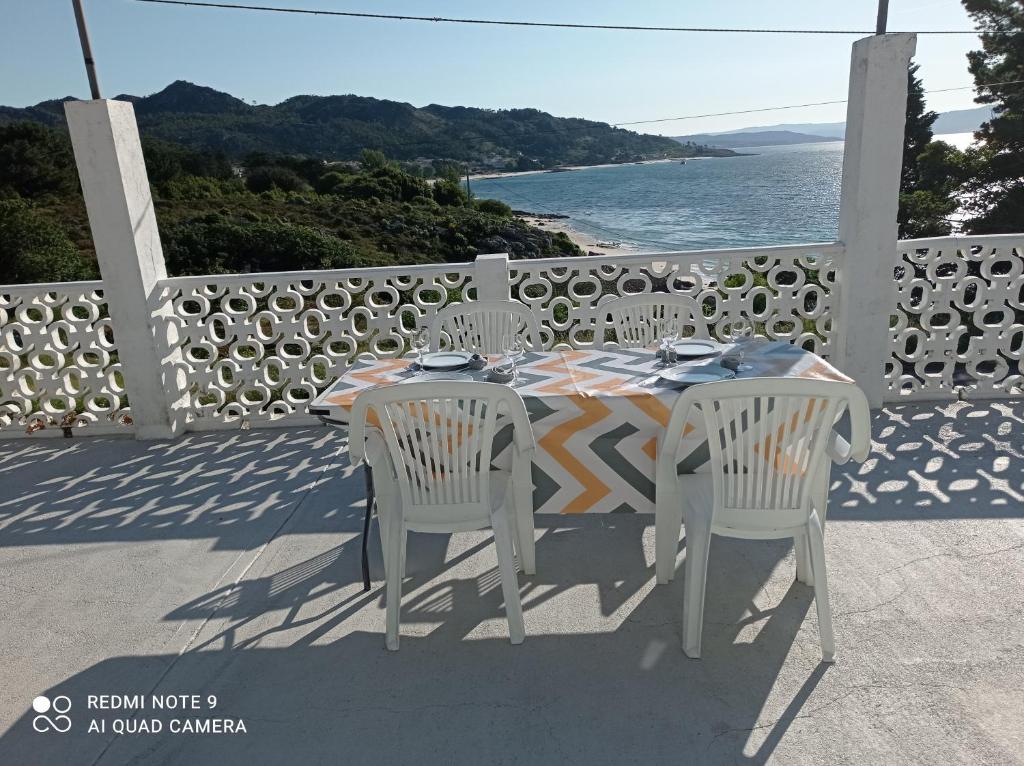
[134, 0, 984, 35]
[613, 79, 1024, 128]
[127, 74, 1018, 161]
[612, 100, 849, 128]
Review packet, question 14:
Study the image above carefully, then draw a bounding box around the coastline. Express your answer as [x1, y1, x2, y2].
[518, 212, 638, 256]
[470, 156, 688, 182]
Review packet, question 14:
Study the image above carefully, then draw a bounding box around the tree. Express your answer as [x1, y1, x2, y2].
[897, 64, 966, 237]
[0, 198, 90, 282]
[359, 149, 390, 170]
[161, 213, 381, 275]
[901, 63, 938, 192]
[0, 123, 78, 199]
[960, 0, 1024, 233]
[244, 166, 309, 193]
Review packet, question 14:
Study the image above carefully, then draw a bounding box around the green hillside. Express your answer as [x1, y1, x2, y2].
[0, 81, 735, 171]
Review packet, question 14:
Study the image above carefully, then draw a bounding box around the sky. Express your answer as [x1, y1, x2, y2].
[1, 1, 985, 135]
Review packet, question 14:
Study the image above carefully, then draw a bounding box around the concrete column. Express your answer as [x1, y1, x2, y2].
[65, 99, 185, 439]
[474, 252, 511, 300]
[834, 33, 916, 407]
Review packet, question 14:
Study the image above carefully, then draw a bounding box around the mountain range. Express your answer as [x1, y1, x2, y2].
[673, 131, 842, 149]
[0, 81, 736, 170]
[675, 106, 993, 147]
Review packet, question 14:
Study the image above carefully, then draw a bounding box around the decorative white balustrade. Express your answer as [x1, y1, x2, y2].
[888, 234, 1024, 400]
[2, 235, 1021, 437]
[510, 243, 841, 357]
[0, 281, 131, 436]
[154, 263, 478, 429]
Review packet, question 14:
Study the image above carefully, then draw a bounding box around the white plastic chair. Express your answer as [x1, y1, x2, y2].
[605, 294, 709, 348]
[655, 377, 870, 661]
[349, 381, 537, 651]
[430, 299, 545, 354]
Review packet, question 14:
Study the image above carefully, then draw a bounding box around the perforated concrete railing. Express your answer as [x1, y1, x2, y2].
[887, 234, 1024, 401]
[154, 263, 478, 428]
[5, 236, 1024, 437]
[509, 243, 843, 357]
[0, 281, 132, 436]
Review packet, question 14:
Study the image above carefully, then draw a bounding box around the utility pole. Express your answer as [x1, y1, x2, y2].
[875, 0, 889, 35]
[72, 0, 102, 99]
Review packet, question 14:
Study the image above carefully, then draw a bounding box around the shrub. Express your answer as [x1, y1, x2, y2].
[245, 166, 310, 194]
[0, 198, 90, 282]
[474, 198, 513, 217]
[161, 213, 384, 275]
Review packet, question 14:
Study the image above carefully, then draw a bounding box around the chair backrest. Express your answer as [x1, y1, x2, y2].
[657, 378, 870, 531]
[430, 300, 545, 354]
[349, 381, 535, 527]
[605, 294, 709, 348]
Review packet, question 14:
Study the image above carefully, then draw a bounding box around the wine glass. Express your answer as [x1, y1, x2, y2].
[503, 334, 525, 384]
[411, 327, 429, 369]
[660, 318, 680, 364]
[723, 316, 754, 372]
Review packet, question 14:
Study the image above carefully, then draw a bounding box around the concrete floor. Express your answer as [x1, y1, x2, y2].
[1, 400, 1022, 765]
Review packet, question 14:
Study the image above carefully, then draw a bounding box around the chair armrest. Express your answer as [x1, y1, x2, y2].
[826, 430, 854, 465]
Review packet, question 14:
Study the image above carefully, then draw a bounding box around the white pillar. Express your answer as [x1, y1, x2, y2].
[65, 99, 185, 439]
[475, 252, 511, 300]
[834, 33, 916, 407]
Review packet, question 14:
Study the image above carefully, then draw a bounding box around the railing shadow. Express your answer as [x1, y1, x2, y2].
[0, 427, 354, 550]
[829, 399, 1024, 521]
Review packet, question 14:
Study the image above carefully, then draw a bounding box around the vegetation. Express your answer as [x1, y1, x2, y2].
[959, 0, 1024, 234]
[0, 123, 581, 285]
[898, 63, 970, 238]
[0, 81, 710, 171]
[0, 197, 87, 283]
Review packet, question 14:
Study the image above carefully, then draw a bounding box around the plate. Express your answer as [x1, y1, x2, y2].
[403, 371, 475, 383]
[419, 351, 474, 370]
[657, 366, 736, 385]
[672, 339, 722, 358]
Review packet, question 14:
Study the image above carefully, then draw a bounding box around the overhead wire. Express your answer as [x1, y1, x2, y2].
[134, 0, 989, 35]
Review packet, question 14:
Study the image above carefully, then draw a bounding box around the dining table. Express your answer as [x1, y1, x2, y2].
[309, 341, 853, 589]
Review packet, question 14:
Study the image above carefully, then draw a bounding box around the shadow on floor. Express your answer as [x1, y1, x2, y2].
[2, 520, 824, 765]
[0, 428, 354, 550]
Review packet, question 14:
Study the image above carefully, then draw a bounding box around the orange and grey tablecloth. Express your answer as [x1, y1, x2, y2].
[309, 342, 851, 514]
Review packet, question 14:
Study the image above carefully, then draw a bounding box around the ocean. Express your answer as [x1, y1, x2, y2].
[473, 133, 975, 251]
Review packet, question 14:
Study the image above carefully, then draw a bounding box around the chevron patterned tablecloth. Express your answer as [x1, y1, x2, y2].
[310, 342, 851, 514]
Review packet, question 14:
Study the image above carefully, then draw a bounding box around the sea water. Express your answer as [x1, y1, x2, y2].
[474, 135, 971, 251]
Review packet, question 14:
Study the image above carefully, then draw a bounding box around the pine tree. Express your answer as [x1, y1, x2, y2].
[902, 63, 938, 191]
[898, 64, 964, 237]
[961, 0, 1024, 233]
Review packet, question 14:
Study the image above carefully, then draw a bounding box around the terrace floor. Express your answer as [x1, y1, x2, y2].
[1, 400, 1023, 765]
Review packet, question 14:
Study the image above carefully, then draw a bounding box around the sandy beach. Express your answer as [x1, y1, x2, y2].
[470, 156, 682, 182]
[518, 213, 638, 256]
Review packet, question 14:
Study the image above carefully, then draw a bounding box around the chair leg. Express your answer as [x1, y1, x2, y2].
[656, 500, 684, 584]
[681, 516, 712, 658]
[513, 465, 536, 575]
[492, 510, 526, 645]
[384, 519, 404, 651]
[806, 512, 835, 663]
[399, 523, 408, 580]
[794, 532, 813, 586]
[378, 508, 391, 579]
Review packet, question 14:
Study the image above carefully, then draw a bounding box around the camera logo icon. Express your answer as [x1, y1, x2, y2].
[32, 695, 72, 733]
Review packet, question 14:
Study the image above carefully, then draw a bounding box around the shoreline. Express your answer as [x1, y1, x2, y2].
[471, 156, 696, 182]
[518, 212, 639, 256]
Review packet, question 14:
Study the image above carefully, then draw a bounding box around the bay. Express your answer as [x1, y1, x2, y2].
[474, 134, 972, 252]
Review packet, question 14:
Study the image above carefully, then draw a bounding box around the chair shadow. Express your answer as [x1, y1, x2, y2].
[143, 513, 826, 765]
